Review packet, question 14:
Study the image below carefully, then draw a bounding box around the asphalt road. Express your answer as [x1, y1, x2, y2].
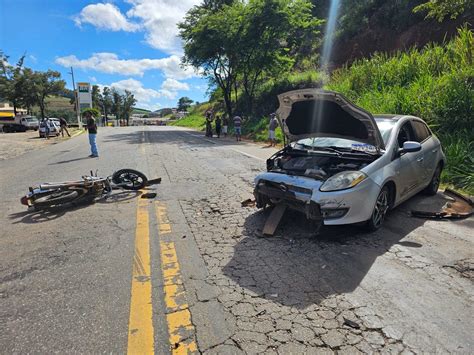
[0, 126, 473, 354]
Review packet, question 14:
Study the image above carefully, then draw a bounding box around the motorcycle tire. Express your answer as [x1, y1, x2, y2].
[33, 190, 79, 207]
[112, 169, 148, 190]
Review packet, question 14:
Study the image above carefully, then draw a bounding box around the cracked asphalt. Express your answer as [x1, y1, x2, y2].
[0, 126, 473, 353]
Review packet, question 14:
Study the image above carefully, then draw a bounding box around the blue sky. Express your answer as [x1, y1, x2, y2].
[0, 0, 208, 111]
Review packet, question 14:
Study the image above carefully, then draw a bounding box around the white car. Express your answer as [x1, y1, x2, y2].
[39, 119, 60, 138]
[254, 89, 446, 231]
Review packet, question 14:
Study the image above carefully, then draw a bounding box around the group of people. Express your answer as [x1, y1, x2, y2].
[41, 117, 71, 139]
[204, 109, 278, 145]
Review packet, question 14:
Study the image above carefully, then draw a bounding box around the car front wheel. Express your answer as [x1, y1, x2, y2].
[366, 186, 390, 232]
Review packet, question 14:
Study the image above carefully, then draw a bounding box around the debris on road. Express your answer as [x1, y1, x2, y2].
[411, 189, 473, 219]
[146, 178, 162, 186]
[343, 317, 361, 329]
[241, 198, 255, 207]
[263, 204, 287, 236]
[141, 192, 157, 199]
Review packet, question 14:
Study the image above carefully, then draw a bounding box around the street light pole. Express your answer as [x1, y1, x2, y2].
[68, 67, 82, 129]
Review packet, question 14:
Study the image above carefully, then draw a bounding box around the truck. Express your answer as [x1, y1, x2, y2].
[0, 112, 40, 132]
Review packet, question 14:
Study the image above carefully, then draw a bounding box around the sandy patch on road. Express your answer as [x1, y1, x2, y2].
[0, 129, 82, 161]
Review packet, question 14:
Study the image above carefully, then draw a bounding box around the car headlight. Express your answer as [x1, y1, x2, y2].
[320, 171, 367, 192]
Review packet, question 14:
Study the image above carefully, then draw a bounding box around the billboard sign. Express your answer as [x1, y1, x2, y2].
[77, 82, 92, 109]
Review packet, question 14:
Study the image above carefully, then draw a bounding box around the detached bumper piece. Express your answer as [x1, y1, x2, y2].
[254, 180, 323, 236]
[411, 189, 473, 220]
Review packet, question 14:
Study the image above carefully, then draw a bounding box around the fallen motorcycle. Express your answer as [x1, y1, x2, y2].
[20, 169, 157, 209]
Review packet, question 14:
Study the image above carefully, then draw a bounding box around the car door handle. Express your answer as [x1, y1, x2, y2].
[417, 157, 424, 162]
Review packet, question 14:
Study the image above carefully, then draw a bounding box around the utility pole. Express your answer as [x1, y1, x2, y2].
[68, 67, 82, 129]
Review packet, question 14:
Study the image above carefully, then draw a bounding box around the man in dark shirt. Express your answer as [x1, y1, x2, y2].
[84, 111, 98, 157]
[59, 117, 71, 137]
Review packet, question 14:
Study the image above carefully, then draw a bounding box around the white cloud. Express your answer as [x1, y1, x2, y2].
[55, 52, 196, 79]
[29, 55, 37, 63]
[89, 76, 97, 82]
[104, 78, 162, 103]
[125, 0, 200, 54]
[74, 3, 140, 32]
[161, 78, 189, 91]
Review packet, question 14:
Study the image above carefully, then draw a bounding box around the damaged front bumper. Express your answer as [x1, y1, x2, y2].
[254, 179, 323, 222]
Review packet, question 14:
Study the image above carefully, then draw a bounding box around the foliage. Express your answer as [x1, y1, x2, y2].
[81, 107, 101, 118]
[101, 86, 112, 120]
[178, 96, 193, 111]
[91, 85, 101, 110]
[413, 0, 474, 21]
[179, 0, 322, 117]
[31, 70, 66, 119]
[122, 90, 137, 125]
[111, 88, 122, 120]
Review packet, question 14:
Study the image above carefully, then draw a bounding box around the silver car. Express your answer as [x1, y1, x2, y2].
[254, 89, 446, 231]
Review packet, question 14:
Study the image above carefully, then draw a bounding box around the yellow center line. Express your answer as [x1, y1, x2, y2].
[127, 198, 155, 354]
[155, 201, 198, 354]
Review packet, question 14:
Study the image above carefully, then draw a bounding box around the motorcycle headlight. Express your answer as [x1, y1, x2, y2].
[320, 171, 367, 192]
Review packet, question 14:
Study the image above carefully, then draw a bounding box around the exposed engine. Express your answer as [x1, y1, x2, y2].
[267, 149, 375, 180]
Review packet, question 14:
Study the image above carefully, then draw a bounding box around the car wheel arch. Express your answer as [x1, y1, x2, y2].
[382, 180, 397, 209]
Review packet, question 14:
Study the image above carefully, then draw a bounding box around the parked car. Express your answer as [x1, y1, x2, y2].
[39, 119, 60, 138]
[254, 89, 446, 231]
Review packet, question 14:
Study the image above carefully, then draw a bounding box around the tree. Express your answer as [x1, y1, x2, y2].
[180, 0, 321, 117]
[101, 86, 112, 123]
[32, 70, 66, 119]
[111, 88, 122, 122]
[16, 68, 37, 114]
[413, 0, 473, 21]
[177, 96, 193, 111]
[122, 90, 137, 126]
[91, 85, 102, 110]
[0, 52, 26, 115]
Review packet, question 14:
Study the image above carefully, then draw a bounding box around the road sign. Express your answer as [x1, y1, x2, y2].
[77, 82, 92, 109]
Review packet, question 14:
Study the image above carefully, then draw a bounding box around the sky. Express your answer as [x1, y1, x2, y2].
[0, 0, 208, 111]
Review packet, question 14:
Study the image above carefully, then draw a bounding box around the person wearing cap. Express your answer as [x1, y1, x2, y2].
[84, 111, 99, 157]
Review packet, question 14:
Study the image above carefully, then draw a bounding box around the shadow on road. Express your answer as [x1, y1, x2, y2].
[49, 156, 92, 165]
[9, 191, 143, 224]
[223, 193, 451, 308]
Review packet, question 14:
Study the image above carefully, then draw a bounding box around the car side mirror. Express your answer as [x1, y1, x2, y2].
[399, 141, 422, 154]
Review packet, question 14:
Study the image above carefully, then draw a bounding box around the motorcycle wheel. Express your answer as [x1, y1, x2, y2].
[33, 190, 79, 207]
[112, 169, 148, 190]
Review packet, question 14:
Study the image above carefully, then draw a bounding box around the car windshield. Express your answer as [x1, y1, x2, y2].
[375, 120, 396, 144]
[294, 137, 377, 153]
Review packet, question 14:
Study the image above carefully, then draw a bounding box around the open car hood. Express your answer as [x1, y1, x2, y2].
[277, 89, 385, 150]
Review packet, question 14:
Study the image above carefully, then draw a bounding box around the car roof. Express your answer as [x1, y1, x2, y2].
[374, 114, 404, 121]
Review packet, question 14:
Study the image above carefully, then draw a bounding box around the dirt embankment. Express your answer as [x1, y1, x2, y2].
[331, 13, 474, 67]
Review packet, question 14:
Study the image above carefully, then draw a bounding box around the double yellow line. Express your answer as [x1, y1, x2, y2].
[127, 198, 197, 354]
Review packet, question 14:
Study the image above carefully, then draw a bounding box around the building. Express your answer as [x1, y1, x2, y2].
[0, 102, 27, 115]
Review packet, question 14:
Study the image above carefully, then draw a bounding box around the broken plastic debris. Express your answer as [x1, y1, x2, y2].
[411, 189, 473, 219]
[146, 178, 162, 186]
[343, 317, 361, 329]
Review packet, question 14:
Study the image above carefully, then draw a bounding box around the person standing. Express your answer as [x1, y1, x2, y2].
[268, 113, 278, 147]
[42, 117, 50, 139]
[59, 117, 71, 137]
[233, 114, 243, 141]
[84, 111, 99, 157]
[215, 115, 222, 138]
[205, 110, 213, 137]
[222, 115, 228, 137]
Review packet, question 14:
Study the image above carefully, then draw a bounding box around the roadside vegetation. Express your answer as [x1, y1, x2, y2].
[175, 0, 473, 193]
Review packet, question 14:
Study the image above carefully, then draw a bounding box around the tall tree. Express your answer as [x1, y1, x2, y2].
[16, 68, 37, 114]
[177, 96, 193, 111]
[32, 70, 66, 119]
[122, 90, 137, 126]
[0, 52, 26, 115]
[101, 86, 112, 123]
[91, 84, 102, 110]
[111, 88, 122, 122]
[413, 0, 473, 21]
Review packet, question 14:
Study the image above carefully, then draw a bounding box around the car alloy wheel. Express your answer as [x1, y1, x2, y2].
[424, 165, 441, 195]
[370, 187, 390, 230]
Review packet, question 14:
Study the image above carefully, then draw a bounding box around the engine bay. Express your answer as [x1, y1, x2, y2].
[267, 148, 377, 180]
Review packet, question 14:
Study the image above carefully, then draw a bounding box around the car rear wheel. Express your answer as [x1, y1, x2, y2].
[366, 186, 390, 232]
[423, 164, 442, 196]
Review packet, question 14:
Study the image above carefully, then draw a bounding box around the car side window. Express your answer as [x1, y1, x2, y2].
[412, 120, 431, 143]
[397, 122, 415, 148]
